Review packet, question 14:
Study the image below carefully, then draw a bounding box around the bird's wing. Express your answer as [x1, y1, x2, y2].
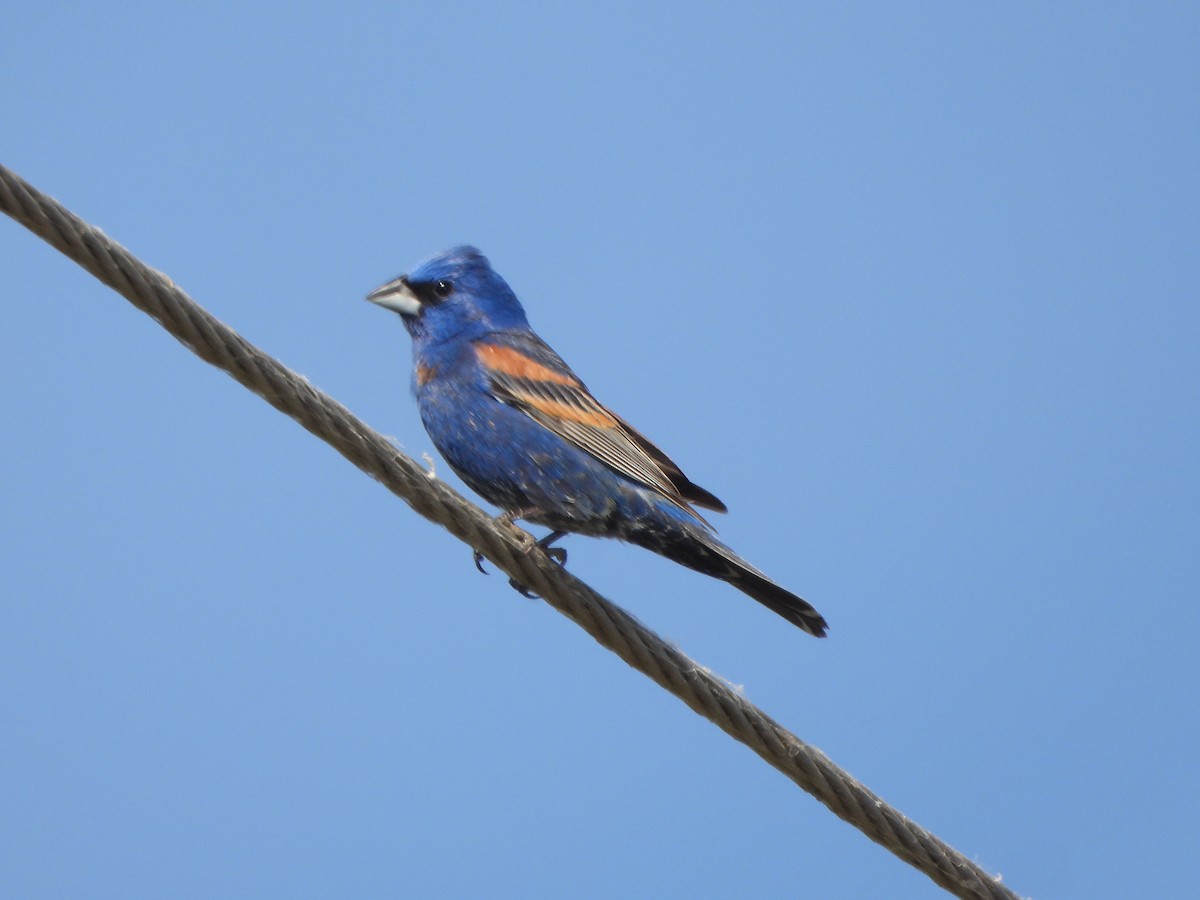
[474, 337, 727, 515]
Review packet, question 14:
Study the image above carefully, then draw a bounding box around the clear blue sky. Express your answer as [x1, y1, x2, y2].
[3, 4, 1197, 898]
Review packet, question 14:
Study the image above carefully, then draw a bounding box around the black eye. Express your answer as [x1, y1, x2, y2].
[432, 280, 454, 300]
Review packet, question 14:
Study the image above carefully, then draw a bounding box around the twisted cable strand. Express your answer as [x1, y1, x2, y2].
[0, 163, 1019, 900]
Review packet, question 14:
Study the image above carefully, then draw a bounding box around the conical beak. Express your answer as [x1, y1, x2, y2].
[366, 275, 421, 316]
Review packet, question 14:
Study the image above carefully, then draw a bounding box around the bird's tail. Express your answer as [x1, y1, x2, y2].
[725, 565, 828, 637]
[626, 519, 828, 637]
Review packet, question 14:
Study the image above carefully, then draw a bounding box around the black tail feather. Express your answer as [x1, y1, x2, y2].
[625, 521, 828, 637]
[728, 569, 828, 638]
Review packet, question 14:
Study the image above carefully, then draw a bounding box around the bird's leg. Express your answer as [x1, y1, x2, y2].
[472, 507, 554, 574]
[496, 506, 543, 528]
[470, 510, 571, 600]
[506, 529, 571, 597]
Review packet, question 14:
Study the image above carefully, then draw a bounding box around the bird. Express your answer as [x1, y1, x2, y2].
[366, 246, 827, 637]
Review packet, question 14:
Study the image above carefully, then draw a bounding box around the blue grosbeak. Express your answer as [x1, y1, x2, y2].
[367, 246, 827, 636]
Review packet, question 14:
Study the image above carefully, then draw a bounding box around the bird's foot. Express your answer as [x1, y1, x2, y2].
[473, 508, 546, 574]
[507, 530, 568, 596]
[529, 530, 567, 562]
[472, 517, 568, 595]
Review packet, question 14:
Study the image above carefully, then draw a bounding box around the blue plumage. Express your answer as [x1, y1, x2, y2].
[367, 246, 827, 636]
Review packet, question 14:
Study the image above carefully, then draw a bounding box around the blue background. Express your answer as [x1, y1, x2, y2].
[3, 4, 1197, 898]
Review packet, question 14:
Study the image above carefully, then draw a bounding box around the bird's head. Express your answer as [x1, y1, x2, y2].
[366, 246, 529, 346]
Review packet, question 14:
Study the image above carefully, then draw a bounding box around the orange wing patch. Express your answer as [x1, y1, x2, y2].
[517, 393, 619, 428]
[475, 343, 578, 386]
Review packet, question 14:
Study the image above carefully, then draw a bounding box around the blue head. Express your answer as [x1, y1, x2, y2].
[366, 246, 530, 347]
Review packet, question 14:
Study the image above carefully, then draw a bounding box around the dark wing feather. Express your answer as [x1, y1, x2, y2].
[607, 411, 727, 513]
[476, 338, 725, 517]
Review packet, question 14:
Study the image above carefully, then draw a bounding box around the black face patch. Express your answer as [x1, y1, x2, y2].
[410, 279, 455, 305]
